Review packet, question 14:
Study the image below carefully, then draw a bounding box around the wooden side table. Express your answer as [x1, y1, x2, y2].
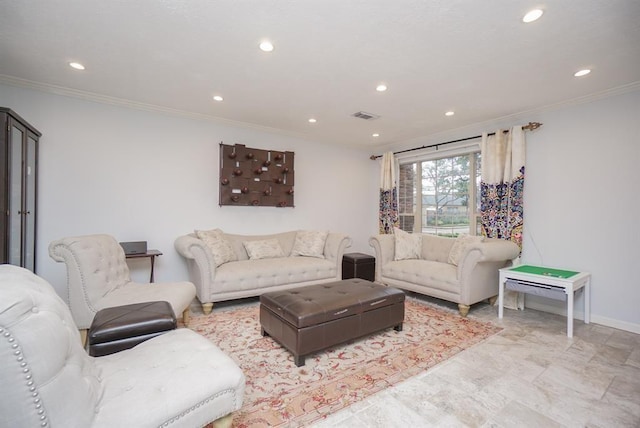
[498, 264, 590, 337]
[125, 249, 163, 282]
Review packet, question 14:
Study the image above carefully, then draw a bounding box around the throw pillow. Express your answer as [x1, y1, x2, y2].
[195, 229, 237, 267]
[243, 239, 285, 260]
[290, 230, 329, 258]
[393, 227, 422, 260]
[448, 234, 484, 266]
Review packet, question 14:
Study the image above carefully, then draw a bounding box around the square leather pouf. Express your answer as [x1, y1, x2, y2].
[88, 301, 177, 357]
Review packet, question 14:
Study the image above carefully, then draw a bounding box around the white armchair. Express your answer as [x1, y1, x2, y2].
[48, 234, 196, 331]
[0, 265, 245, 427]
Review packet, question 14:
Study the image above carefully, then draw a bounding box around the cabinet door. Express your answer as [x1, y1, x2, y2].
[24, 134, 37, 271]
[8, 121, 24, 266]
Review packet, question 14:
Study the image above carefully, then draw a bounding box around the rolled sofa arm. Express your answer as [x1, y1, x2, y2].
[457, 238, 520, 280]
[174, 234, 216, 302]
[324, 233, 352, 275]
[369, 234, 395, 282]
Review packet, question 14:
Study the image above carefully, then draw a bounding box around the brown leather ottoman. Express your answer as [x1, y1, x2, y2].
[259, 279, 405, 366]
[88, 301, 177, 357]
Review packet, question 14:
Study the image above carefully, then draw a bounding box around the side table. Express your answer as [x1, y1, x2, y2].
[498, 264, 591, 337]
[125, 249, 163, 282]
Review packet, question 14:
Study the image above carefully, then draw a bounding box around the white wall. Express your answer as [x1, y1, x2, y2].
[3, 82, 639, 333]
[521, 89, 640, 332]
[0, 83, 379, 297]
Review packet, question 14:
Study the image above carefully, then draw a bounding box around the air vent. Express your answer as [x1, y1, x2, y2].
[352, 111, 380, 120]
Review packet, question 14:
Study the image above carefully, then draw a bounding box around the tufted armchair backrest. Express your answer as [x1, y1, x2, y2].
[48, 234, 132, 329]
[0, 265, 102, 427]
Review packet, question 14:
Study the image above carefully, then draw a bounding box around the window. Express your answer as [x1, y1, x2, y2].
[398, 151, 481, 236]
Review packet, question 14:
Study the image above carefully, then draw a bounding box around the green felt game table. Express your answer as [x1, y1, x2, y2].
[498, 264, 591, 337]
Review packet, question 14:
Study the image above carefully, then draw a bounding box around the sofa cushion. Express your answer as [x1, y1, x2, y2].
[195, 228, 237, 267]
[382, 259, 459, 292]
[394, 227, 422, 260]
[213, 257, 336, 293]
[291, 230, 328, 258]
[243, 239, 285, 260]
[448, 234, 484, 266]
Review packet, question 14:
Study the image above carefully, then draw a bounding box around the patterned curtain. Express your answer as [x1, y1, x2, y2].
[480, 126, 525, 309]
[379, 152, 399, 234]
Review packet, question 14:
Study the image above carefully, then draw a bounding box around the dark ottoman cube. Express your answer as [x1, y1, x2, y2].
[342, 252, 376, 281]
[88, 301, 177, 357]
[260, 279, 405, 366]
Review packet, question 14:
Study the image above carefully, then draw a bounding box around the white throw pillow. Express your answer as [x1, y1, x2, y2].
[290, 230, 328, 258]
[393, 227, 421, 260]
[448, 234, 484, 266]
[243, 239, 285, 260]
[195, 229, 237, 267]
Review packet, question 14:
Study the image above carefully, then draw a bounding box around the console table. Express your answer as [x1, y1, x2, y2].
[498, 264, 591, 338]
[125, 249, 162, 282]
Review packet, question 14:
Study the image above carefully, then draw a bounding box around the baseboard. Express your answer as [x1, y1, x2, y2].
[525, 301, 640, 334]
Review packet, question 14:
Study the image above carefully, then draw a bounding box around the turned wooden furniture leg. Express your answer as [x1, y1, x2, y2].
[458, 304, 470, 317]
[212, 413, 233, 428]
[182, 309, 190, 327]
[488, 295, 498, 306]
[202, 302, 214, 315]
[79, 328, 88, 347]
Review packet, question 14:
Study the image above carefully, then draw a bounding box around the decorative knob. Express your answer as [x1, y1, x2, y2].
[278, 201, 287, 207]
[287, 188, 294, 195]
[251, 200, 260, 206]
[221, 178, 229, 185]
[263, 189, 272, 196]
[275, 177, 283, 184]
[263, 160, 271, 167]
[233, 169, 243, 176]
[246, 152, 254, 159]
[282, 167, 289, 174]
[241, 187, 249, 194]
[228, 152, 237, 159]
[231, 195, 240, 202]
[274, 154, 283, 161]
[254, 168, 263, 175]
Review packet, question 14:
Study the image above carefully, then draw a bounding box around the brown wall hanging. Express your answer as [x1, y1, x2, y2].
[219, 143, 294, 207]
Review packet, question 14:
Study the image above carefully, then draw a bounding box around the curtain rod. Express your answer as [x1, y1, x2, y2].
[369, 121, 542, 160]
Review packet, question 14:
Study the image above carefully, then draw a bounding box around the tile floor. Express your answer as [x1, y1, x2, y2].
[306, 294, 640, 428]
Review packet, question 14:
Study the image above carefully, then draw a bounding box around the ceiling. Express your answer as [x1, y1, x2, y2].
[1, 1, 639, 149]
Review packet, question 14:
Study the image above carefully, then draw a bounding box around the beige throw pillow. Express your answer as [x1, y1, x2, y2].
[448, 234, 484, 266]
[195, 229, 237, 267]
[290, 230, 328, 258]
[243, 239, 285, 260]
[393, 227, 422, 260]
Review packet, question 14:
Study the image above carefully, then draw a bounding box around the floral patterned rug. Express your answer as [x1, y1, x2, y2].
[190, 298, 501, 427]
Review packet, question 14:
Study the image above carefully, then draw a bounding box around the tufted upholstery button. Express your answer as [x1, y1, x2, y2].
[32, 307, 39, 313]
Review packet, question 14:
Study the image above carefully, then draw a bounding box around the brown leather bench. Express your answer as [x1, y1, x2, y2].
[259, 278, 405, 366]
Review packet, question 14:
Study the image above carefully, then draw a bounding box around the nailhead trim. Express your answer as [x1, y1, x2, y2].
[159, 388, 237, 427]
[1, 326, 48, 426]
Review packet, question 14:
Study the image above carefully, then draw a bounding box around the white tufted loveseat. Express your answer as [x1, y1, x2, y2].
[0, 265, 245, 428]
[370, 233, 520, 316]
[175, 230, 352, 314]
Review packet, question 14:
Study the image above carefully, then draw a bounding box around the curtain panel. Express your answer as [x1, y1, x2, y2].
[379, 152, 399, 234]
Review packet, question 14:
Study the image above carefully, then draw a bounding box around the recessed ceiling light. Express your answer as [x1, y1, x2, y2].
[376, 84, 387, 92]
[522, 9, 543, 23]
[69, 62, 85, 70]
[308, 118, 317, 123]
[259, 41, 274, 52]
[445, 111, 455, 116]
[372, 133, 380, 137]
[213, 95, 223, 102]
[574, 69, 591, 77]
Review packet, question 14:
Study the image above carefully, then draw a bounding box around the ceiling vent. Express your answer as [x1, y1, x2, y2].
[352, 111, 380, 120]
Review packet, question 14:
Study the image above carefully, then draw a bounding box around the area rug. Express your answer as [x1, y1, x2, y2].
[190, 298, 501, 427]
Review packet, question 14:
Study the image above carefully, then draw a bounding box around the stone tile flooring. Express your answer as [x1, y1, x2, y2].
[308, 294, 640, 428]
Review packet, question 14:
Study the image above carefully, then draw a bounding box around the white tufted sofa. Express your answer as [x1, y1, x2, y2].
[49, 234, 196, 331]
[175, 230, 351, 314]
[370, 233, 520, 316]
[0, 265, 245, 428]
